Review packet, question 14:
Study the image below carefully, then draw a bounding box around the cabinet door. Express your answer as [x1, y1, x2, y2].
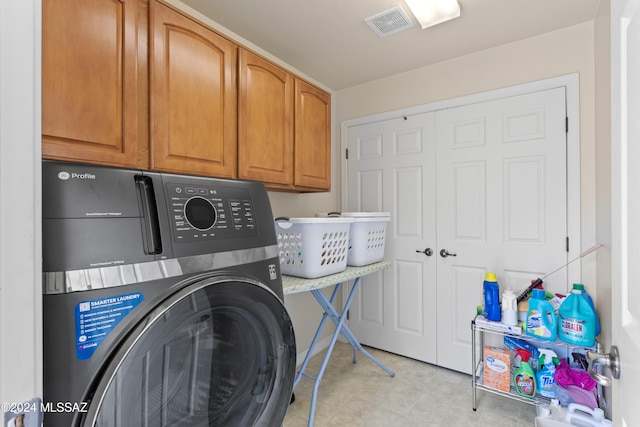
[238, 49, 294, 185]
[42, 0, 141, 167]
[294, 80, 331, 190]
[151, 1, 237, 178]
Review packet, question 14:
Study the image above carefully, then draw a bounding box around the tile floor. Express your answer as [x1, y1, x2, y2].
[283, 342, 537, 427]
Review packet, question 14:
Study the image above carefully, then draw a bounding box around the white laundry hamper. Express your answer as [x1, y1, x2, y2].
[274, 217, 353, 278]
[317, 212, 390, 266]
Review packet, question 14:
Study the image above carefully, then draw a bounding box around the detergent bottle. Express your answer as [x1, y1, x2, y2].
[514, 349, 537, 398]
[526, 288, 558, 341]
[564, 404, 613, 427]
[501, 288, 518, 326]
[580, 284, 601, 336]
[483, 272, 501, 321]
[537, 349, 559, 398]
[558, 284, 596, 346]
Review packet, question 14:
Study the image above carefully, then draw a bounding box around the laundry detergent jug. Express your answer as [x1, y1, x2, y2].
[483, 272, 501, 321]
[526, 288, 557, 341]
[558, 284, 596, 346]
[580, 284, 601, 336]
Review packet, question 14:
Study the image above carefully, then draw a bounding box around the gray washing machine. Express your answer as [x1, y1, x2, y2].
[42, 161, 296, 427]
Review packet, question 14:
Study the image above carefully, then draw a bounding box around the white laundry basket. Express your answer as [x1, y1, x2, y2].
[274, 217, 353, 278]
[317, 212, 390, 266]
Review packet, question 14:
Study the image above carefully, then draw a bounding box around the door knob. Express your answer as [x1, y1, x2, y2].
[440, 249, 457, 258]
[587, 345, 620, 386]
[416, 248, 433, 256]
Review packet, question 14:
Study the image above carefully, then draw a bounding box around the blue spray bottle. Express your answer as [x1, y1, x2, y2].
[537, 349, 558, 398]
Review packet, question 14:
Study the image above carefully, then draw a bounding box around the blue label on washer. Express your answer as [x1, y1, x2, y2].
[75, 292, 143, 360]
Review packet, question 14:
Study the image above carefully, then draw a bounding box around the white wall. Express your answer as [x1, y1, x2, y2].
[594, 0, 612, 415]
[0, 0, 42, 409]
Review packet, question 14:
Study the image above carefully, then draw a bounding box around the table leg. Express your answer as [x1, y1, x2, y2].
[292, 286, 340, 389]
[298, 278, 395, 427]
[472, 320, 477, 411]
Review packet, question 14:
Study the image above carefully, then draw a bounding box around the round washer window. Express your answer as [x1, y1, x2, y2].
[84, 278, 296, 427]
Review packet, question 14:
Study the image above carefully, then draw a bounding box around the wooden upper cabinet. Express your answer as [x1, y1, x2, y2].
[42, 0, 141, 167]
[294, 80, 331, 190]
[239, 49, 331, 191]
[42, 0, 329, 188]
[150, 1, 237, 178]
[238, 49, 294, 185]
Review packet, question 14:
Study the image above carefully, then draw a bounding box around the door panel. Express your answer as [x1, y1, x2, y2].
[151, 2, 237, 178]
[42, 0, 140, 166]
[611, 0, 640, 423]
[435, 87, 568, 373]
[294, 80, 331, 189]
[238, 49, 293, 185]
[346, 113, 437, 364]
[346, 86, 568, 374]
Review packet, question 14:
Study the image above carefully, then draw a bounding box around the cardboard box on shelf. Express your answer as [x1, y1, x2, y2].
[484, 346, 511, 392]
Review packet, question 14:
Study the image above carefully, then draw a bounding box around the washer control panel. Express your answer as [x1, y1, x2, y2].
[166, 182, 257, 243]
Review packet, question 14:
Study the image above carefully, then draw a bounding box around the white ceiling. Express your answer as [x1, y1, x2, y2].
[180, 0, 602, 91]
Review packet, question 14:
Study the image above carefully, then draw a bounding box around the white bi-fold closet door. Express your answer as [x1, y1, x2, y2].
[345, 84, 570, 373]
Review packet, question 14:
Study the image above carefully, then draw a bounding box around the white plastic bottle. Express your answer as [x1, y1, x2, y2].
[502, 288, 518, 326]
[549, 399, 566, 421]
[564, 403, 612, 427]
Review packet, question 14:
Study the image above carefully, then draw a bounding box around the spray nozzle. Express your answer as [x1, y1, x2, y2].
[538, 349, 558, 369]
[515, 349, 532, 362]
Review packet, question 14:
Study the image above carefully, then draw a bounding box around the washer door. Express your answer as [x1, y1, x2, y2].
[83, 276, 296, 427]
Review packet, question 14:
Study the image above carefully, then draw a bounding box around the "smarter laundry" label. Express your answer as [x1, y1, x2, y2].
[75, 292, 143, 360]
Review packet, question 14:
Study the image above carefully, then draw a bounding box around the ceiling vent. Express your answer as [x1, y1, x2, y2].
[365, 6, 415, 38]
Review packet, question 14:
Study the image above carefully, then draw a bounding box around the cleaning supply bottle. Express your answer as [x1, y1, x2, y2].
[526, 288, 558, 341]
[558, 283, 596, 346]
[501, 288, 518, 326]
[483, 272, 501, 321]
[537, 349, 558, 398]
[579, 284, 601, 336]
[536, 399, 567, 422]
[514, 349, 537, 398]
[565, 404, 613, 427]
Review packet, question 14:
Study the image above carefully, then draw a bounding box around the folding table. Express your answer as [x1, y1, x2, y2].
[282, 260, 395, 426]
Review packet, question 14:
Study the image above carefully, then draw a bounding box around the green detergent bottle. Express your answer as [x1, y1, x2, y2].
[514, 349, 537, 398]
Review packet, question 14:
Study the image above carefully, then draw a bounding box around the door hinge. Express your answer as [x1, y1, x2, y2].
[566, 237, 570, 252]
[566, 117, 569, 133]
[346, 148, 349, 160]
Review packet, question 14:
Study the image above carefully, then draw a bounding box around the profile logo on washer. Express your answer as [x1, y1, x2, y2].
[58, 171, 97, 180]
